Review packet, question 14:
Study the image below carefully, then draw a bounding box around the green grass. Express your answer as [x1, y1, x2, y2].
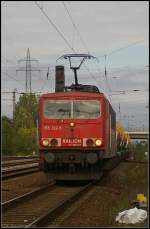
[133, 143, 148, 161]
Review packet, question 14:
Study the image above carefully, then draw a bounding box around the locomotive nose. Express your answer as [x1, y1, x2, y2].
[86, 153, 98, 164]
[45, 153, 55, 163]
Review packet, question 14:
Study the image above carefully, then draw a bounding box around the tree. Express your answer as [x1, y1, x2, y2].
[16, 127, 38, 155]
[15, 107, 35, 129]
[14, 93, 39, 129]
[2, 94, 39, 156]
[2, 116, 16, 155]
[14, 93, 39, 155]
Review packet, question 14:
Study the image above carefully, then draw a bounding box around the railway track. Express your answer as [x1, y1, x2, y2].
[2, 181, 93, 227]
[2, 158, 39, 167]
[2, 158, 39, 179]
[2, 163, 39, 179]
[2, 156, 38, 161]
[124, 159, 148, 164]
[2, 156, 134, 227]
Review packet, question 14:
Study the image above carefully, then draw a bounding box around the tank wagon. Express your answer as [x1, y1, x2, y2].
[38, 54, 117, 180]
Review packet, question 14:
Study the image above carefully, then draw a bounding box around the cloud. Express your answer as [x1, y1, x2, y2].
[1, 1, 149, 129]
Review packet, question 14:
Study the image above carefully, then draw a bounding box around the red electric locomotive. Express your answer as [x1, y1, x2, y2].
[38, 54, 117, 180]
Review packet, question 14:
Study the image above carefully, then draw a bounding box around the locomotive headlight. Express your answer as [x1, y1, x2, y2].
[95, 139, 102, 146]
[70, 122, 75, 127]
[42, 139, 49, 146]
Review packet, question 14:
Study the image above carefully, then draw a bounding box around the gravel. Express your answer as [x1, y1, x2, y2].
[2, 171, 51, 202]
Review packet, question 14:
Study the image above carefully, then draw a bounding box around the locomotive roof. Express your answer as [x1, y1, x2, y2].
[40, 91, 105, 99]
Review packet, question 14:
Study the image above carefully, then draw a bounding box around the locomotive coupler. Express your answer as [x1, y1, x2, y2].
[69, 163, 75, 173]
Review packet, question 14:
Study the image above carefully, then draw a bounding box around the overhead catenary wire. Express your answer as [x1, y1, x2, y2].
[61, 1, 109, 95]
[34, 1, 114, 100]
[97, 40, 144, 59]
[4, 3, 146, 104]
[62, 1, 90, 54]
[62, 1, 117, 100]
[34, 1, 107, 94]
[97, 41, 146, 99]
[96, 40, 144, 102]
[103, 55, 112, 102]
[1, 56, 16, 64]
[2, 91, 42, 95]
[2, 71, 24, 86]
[92, 39, 145, 102]
[34, 1, 76, 53]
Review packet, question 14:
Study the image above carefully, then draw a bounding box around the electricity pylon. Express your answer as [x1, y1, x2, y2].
[16, 48, 40, 93]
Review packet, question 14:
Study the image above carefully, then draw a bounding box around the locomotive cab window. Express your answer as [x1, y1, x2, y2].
[44, 100, 101, 119]
[44, 100, 71, 118]
[73, 100, 101, 119]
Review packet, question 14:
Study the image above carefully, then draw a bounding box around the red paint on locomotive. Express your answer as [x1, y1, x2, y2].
[38, 91, 117, 180]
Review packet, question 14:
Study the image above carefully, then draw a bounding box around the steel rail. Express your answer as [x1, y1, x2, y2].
[2, 181, 93, 228]
[2, 156, 38, 161]
[2, 182, 56, 210]
[27, 182, 92, 227]
[124, 159, 148, 164]
[2, 164, 39, 179]
[2, 158, 39, 167]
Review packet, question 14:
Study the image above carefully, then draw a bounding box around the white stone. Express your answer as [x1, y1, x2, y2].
[115, 207, 147, 224]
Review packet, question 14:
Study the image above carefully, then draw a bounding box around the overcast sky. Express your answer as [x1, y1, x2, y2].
[1, 1, 149, 130]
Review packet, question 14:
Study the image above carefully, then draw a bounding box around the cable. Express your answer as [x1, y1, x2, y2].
[61, 1, 109, 95]
[2, 71, 24, 86]
[96, 39, 145, 103]
[97, 40, 144, 59]
[62, 1, 90, 54]
[34, 1, 76, 53]
[97, 40, 145, 105]
[83, 64, 106, 93]
[1, 56, 16, 64]
[103, 55, 112, 102]
[35, 1, 106, 93]
[35, 1, 91, 87]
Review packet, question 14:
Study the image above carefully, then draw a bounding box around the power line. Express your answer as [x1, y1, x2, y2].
[61, 4, 145, 99]
[61, 1, 108, 95]
[97, 40, 144, 59]
[35, 1, 106, 94]
[96, 40, 144, 102]
[2, 91, 42, 95]
[1, 56, 16, 64]
[62, 1, 113, 98]
[2, 71, 24, 86]
[62, 1, 90, 54]
[34, 1, 76, 53]
[103, 55, 112, 102]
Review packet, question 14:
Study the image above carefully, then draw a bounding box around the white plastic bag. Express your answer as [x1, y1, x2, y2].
[115, 207, 147, 224]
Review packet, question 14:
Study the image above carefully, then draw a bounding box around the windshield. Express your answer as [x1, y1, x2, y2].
[44, 100, 101, 119]
[44, 100, 71, 118]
